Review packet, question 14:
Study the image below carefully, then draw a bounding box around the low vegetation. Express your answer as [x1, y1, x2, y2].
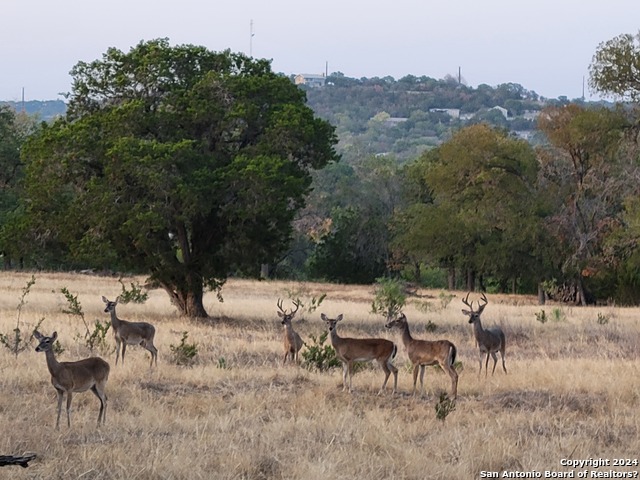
[0, 272, 639, 479]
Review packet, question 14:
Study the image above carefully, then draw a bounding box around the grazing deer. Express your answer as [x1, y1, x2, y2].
[385, 313, 458, 399]
[320, 313, 398, 394]
[461, 292, 507, 376]
[102, 296, 158, 367]
[277, 298, 304, 366]
[34, 330, 110, 429]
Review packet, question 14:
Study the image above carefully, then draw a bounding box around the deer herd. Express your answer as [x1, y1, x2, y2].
[33, 291, 507, 428]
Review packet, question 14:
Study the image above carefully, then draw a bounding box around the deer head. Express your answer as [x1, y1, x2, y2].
[461, 292, 488, 324]
[277, 298, 301, 325]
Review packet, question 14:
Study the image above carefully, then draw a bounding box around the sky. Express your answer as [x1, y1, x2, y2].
[1, 0, 638, 102]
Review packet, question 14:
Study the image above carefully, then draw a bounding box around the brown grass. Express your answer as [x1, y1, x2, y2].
[1, 272, 639, 479]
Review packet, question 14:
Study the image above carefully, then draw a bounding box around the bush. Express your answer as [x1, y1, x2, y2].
[371, 277, 406, 319]
[301, 331, 340, 371]
[170, 332, 198, 366]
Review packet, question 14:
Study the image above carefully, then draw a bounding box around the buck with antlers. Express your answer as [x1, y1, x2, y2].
[385, 313, 458, 399]
[461, 292, 507, 376]
[102, 296, 158, 367]
[277, 298, 304, 366]
[34, 330, 110, 428]
[320, 313, 398, 394]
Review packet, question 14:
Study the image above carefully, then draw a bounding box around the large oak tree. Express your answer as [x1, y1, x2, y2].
[21, 39, 338, 318]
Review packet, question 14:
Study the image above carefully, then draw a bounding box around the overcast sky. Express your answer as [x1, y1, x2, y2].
[2, 0, 638, 102]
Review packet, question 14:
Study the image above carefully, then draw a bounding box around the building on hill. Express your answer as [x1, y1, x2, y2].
[294, 74, 326, 88]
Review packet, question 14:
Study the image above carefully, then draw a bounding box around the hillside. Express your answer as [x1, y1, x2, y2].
[2, 73, 588, 161]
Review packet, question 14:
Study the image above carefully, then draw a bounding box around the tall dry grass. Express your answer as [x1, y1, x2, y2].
[0, 271, 639, 479]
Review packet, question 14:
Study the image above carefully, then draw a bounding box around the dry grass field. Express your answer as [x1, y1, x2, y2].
[1, 271, 639, 479]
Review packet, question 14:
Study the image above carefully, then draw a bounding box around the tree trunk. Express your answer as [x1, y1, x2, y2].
[260, 263, 270, 279]
[413, 262, 421, 284]
[447, 266, 456, 290]
[161, 273, 209, 319]
[537, 283, 546, 305]
[466, 269, 475, 292]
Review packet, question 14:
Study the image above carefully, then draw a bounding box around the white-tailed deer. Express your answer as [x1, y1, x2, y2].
[102, 296, 158, 367]
[385, 313, 458, 399]
[320, 313, 398, 394]
[461, 292, 507, 376]
[34, 330, 110, 429]
[277, 298, 304, 366]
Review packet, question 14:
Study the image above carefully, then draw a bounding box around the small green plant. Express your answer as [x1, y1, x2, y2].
[425, 320, 438, 332]
[551, 307, 566, 322]
[170, 331, 198, 366]
[217, 357, 228, 369]
[300, 331, 341, 371]
[435, 392, 456, 422]
[0, 275, 43, 357]
[371, 277, 406, 320]
[535, 309, 548, 324]
[596, 312, 610, 325]
[61, 287, 112, 353]
[282, 285, 327, 319]
[438, 291, 455, 310]
[117, 277, 149, 304]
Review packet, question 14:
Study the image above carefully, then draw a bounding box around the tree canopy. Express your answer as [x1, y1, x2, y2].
[20, 39, 338, 318]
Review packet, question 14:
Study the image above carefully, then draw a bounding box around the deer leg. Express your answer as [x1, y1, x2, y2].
[114, 337, 121, 365]
[65, 392, 73, 428]
[418, 365, 426, 396]
[91, 384, 107, 425]
[390, 360, 398, 394]
[478, 351, 485, 376]
[445, 363, 459, 399]
[411, 363, 419, 395]
[341, 362, 349, 392]
[484, 352, 491, 377]
[490, 351, 498, 375]
[500, 347, 507, 373]
[282, 351, 288, 366]
[121, 343, 127, 364]
[378, 359, 392, 395]
[145, 342, 158, 368]
[55, 389, 64, 429]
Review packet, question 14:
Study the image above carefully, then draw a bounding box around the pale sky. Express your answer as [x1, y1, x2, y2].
[2, 0, 638, 102]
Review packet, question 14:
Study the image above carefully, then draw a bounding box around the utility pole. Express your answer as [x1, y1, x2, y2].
[249, 19, 254, 57]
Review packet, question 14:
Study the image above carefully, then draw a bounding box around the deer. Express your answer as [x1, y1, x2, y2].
[385, 312, 458, 399]
[277, 298, 304, 366]
[34, 330, 110, 429]
[461, 292, 507, 376]
[320, 313, 398, 394]
[102, 296, 158, 367]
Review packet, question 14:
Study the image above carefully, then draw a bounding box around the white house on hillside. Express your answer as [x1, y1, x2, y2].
[294, 74, 326, 88]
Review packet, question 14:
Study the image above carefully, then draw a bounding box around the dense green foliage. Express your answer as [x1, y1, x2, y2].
[17, 39, 338, 317]
[4, 32, 640, 306]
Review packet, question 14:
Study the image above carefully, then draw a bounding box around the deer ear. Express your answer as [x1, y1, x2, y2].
[277, 311, 284, 318]
[462, 309, 471, 316]
[114, 296, 120, 304]
[101, 296, 108, 303]
[320, 313, 328, 321]
[51, 331, 58, 341]
[336, 314, 343, 322]
[33, 330, 43, 340]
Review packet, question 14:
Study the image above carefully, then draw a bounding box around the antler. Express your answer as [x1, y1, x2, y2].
[290, 299, 301, 316]
[462, 292, 474, 311]
[277, 298, 286, 315]
[477, 292, 488, 314]
[277, 298, 301, 317]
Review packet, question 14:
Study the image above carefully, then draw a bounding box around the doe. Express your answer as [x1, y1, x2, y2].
[102, 296, 158, 367]
[34, 330, 110, 428]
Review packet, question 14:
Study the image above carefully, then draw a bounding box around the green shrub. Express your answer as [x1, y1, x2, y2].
[435, 392, 456, 422]
[371, 277, 406, 319]
[0, 275, 43, 357]
[170, 332, 198, 366]
[117, 277, 149, 304]
[301, 331, 340, 371]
